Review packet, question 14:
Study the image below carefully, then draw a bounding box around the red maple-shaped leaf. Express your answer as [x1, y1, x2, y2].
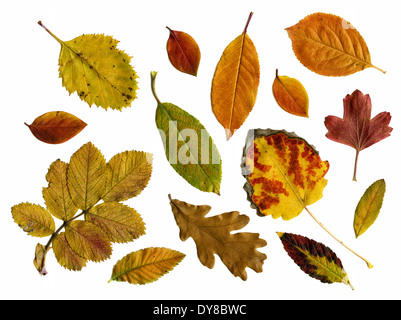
[324, 89, 392, 181]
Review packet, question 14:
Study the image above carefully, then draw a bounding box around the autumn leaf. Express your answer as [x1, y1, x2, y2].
[272, 69, 309, 117]
[286, 12, 385, 76]
[151, 71, 222, 195]
[242, 129, 373, 268]
[211, 12, 260, 140]
[166, 27, 200, 76]
[324, 89, 392, 181]
[109, 247, 185, 285]
[38, 21, 138, 110]
[354, 179, 386, 238]
[52, 232, 87, 271]
[25, 111, 87, 144]
[33, 243, 49, 275]
[168, 194, 267, 280]
[277, 232, 354, 289]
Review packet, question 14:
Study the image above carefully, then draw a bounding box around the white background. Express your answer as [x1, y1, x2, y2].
[1, 0, 400, 300]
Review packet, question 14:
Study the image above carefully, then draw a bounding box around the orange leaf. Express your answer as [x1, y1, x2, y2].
[286, 12, 385, 76]
[211, 12, 260, 140]
[272, 69, 309, 117]
[25, 111, 87, 144]
[166, 27, 200, 76]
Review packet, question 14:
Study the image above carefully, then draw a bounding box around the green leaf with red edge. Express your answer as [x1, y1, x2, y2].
[277, 232, 354, 289]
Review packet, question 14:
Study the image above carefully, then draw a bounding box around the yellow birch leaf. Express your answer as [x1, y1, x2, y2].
[211, 12, 260, 140]
[52, 232, 87, 271]
[109, 247, 185, 285]
[38, 22, 138, 110]
[354, 179, 386, 238]
[286, 13, 385, 76]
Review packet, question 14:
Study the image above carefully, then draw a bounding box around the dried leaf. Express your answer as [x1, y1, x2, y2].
[169, 194, 267, 280]
[211, 12, 260, 140]
[52, 232, 87, 271]
[38, 22, 138, 110]
[354, 179, 386, 238]
[286, 12, 385, 76]
[33, 243, 49, 275]
[277, 232, 354, 289]
[166, 27, 200, 76]
[43, 159, 78, 221]
[151, 71, 222, 195]
[65, 220, 112, 262]
[67, 142, 106, 210]
[325, 90, 392, 181]
[102, 150, 153, 202]
[25, 111, 87, 144]
[11, 203, 55, 237]
[109, 247, 185, 285]
[272, 69, 309, 117]
[86, 202, 145, 243]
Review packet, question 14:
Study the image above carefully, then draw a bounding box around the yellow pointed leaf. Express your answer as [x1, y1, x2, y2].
[43, 159, 78, 221]
[67, 142, 106, 210]
[109, 247, 185, 285]
[286, 12, 385, 76]
[354, 179, 386, 238]
[211, 12, 260, 140]
[38, 22, 138, 110]
[52, 232, 87, 271]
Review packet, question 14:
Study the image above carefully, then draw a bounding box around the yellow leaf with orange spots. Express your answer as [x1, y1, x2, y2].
[242, 129, 329, 220]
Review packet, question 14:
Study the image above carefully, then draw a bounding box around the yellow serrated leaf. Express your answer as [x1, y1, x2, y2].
[52, 232, 87, 271]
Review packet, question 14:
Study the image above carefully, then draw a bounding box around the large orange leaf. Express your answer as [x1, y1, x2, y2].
[286, 13, 385, 76]
[211, 12, 260, 140]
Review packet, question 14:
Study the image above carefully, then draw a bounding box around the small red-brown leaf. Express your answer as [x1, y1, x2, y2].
[25, 111, 87, 144]
[166, 27, 200, 76]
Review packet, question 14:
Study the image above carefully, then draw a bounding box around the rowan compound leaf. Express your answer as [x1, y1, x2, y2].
[277, 232, 354, 289]
[11, 203, 55, 237]
[109, 247, 185, 285]
[52, 232, 87, 271]
[242, 129, 329, 220]
[286, 13, 385, 76]
[67, 142, 106, 210]
[33, 243, 49, 275]
[211, 12, 260, 140]
[166, 27, 200, 76]
[65, 220, 112, 262]
[43, 159, 78, 221]
[38, 22, 138, 110]
[325, 90, 392, 181]
[354, 179, 386, 238]
[86, 202, 145, 243]
[102, 150, 153, 202]
[272, 69, 309, 117]
[151, 71, 222, 195]
[25, 111, 87, 144]
[169, 195, 267, 280]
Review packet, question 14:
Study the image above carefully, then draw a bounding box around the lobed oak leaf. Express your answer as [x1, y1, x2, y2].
[324, 89, 392, 181]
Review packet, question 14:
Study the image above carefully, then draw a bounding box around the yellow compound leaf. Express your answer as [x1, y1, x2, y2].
[286, 13, 385, 76]
[211, 12, 260, 140]
[38, 22, 138, 110]
[109, 247, 185, 285]
[272, 69, 309, 117]
[52, 232, 87, 271]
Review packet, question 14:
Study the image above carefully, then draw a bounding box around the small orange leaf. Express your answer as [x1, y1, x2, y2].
[272, 69, 309, 117]
[166, 27, 200, 76]
[25, 111, 87, 144]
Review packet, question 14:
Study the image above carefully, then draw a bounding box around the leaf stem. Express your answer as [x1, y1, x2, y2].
[150, 71, 162, 105]
[353, 149, 360, 181]
[38, 21, 64, 45]
[304, 206, 373, 269]
[243, 12, 254, 34]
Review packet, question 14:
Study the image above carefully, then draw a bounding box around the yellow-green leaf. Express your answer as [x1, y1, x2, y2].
[11, 203, 55, 237]
[67, 142, 106, 210]
[354, 179, 386, 238]
[102, 150, 153, 202]
[109, 247, 185, 285]
[52, 232, 87, 271]
[38, 21, 138, 110]
[43, 159, 78, 221]
[86, 202, 145, 243]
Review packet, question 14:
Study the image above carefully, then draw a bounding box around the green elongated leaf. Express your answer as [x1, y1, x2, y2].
[86, 202, 145, 243]
[52, 232, 87, 271]
[150, 71, 222, 195]
[11, 203, 55, 238]
[277, 232, 354, 289]
[354, 179, 386, 238]
[109, 247, 185, 285]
